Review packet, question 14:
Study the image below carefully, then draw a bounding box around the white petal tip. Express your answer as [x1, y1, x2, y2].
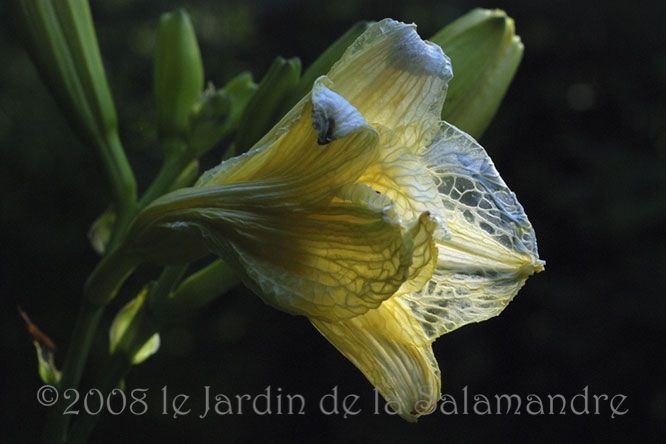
[311, 81, 369, 144]
[377, 19, 453, 84]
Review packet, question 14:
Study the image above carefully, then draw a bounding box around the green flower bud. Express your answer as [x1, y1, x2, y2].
[188, 72, 257, 157]
[430, 8, 524, 139]
[154, 9, 204, 145]
[233, 57, 301, 155]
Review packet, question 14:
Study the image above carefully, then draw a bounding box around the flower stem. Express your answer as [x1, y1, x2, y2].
[67, 352, 132, 444]
[101, 130, 137, 229]
[138, 139, 194, 209]
[84, 250, 143, 307]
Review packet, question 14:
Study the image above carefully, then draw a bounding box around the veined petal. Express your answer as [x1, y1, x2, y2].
[205, 191, 414, 320]
[402, 122, 544, 340]
[197, 80, 378, 201]
[395, 212, 439, 297]
[133, 177, 415, 322]
[312, 295, 441, 422]
[422, 122, 541, 263]
[356, 131, 448, 223]
[130, 84, 380, 265]
[327, 19, 453, 148]
[130, 90, 442, 320]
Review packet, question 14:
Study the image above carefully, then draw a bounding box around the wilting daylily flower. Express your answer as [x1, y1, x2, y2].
[130, 19, 543, 421]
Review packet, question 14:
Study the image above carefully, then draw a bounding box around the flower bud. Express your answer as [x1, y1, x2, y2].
[430, 8, 523, 139]
[154, 9, 204, 145]
[19, 307, 61, 385]
[188, 73, 257, 157]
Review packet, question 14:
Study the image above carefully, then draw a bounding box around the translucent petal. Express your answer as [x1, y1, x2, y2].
[402, 122, 544, 340]
[327, 19, 452, 147]
[422, 122, 541, 261]
[356, 131, 447, 222]
[312, 295, 441, 422]
[394, 211, 439, 297]
[136, 100, 439, 319]
[197, 81, 378, 199]
[133, 88, 380, 265]
[200, 185, 417, 320]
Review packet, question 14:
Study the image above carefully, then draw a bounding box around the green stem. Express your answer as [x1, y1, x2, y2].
[40, 134, 194, 444]
[67, 353, 133, 444]
[101, 130, 137, 232]
[41, 302, 104, 444]
[40, 249, 140, 443]
[138, 141, 194, 209]
[67, 266, 185, 444]
[84, 250, 143, 307]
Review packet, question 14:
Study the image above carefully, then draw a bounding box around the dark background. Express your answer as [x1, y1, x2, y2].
[2, 0, 665, 442]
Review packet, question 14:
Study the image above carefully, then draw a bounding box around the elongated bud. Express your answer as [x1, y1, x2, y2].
[430, 8, 523, 139]
[154, 9, 204, 146]
[188, 73, 257, 157]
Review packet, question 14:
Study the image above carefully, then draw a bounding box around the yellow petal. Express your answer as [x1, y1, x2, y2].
[327, 19, 452, 147]
[203, 187, 416, 320]
[312, 294, 441, 422]
[196, 85, 377, 201]
[401, 122, 544, 340]
[395, 212, 439, 297]
[132, 86, 445, 320]
[356, 132, 447, 222]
